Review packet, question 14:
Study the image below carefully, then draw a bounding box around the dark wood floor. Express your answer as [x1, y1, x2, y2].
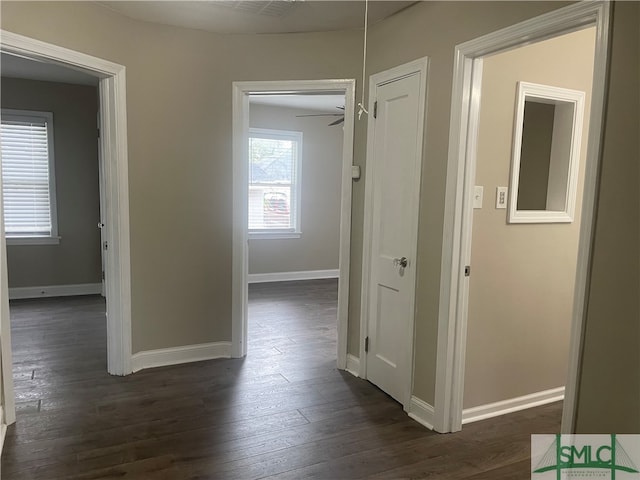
[1, 279, 561, 479]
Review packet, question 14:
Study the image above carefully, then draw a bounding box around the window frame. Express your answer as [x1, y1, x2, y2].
[0, 108, 59, 245]
[248, 127, 302, 239]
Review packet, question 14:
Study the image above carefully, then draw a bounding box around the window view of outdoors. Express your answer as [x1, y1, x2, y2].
[248, 134, 298, 231]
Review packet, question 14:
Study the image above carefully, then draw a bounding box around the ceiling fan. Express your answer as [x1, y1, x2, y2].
[296, 106, 345, 126]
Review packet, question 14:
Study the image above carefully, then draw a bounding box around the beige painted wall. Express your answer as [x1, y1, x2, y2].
[1, 77, 102, 288]
[574, 2, 640, 433]
[463, 27, 595, 409]
[353, 1, 571, 405]
[0, 1, 362, 352]
[248, 103, 342, 275]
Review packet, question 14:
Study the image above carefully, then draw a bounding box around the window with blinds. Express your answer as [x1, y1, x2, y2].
[248, 128, 302, 234]
[0, 110, 57, 240]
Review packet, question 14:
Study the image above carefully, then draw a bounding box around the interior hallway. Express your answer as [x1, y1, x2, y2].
[1, 281, 561, 479]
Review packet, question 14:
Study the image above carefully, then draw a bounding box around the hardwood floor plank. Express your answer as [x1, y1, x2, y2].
[1, 281, 562, 479]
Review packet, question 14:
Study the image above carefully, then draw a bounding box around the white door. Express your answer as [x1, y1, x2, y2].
[97, 111, 106, 297]
[0, 158, 16, 428]
[363, 58, 428, 406]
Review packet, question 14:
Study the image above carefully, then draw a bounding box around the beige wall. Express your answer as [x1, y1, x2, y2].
[574, 2, 640, 433]
[1, 77, 102, 288]
[354, 1, 571, 404]
[463, 28, 595, 409]
[248, 103, 342, 275]
[0, 1, 362, 353]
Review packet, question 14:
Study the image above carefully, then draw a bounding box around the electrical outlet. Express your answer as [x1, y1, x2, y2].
[496, 187, 508, 209]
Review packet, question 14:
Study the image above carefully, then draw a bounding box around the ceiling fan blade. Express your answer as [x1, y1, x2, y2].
[328, 117, 345, 126]
[295, 113, 344, 118]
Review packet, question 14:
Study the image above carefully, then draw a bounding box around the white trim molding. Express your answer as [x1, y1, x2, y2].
[131, 342, 231, 373]
[434, 1, 610, 434]
[408, 396, 435, 431]
[0, 30, 133, 378]
[248, 269, 339, 284]
[9, 283, 102, 300]
[345, 354, 360, 377]
[232, 79, 356, 373]
[508, 82, 586, 224]
[462, 387, 565, 425]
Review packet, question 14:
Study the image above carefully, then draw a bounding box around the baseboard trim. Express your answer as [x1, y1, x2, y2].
[9, 283, 102, 300]
[131, 342, 232, 373]
[408, 396, 435, 430]
[462, 386, 565, 425]
[345, 354, 360, 377]
[248, 269, 339, 284]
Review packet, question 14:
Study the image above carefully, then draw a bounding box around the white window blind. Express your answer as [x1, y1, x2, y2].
[0, 110, 57, 238]
[248, 128, 302, 233]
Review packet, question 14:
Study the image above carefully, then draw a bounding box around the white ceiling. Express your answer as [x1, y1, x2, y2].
[250, 93, 345, 112]
[1, 53, 99, 86]
[98, 1, 416, 35]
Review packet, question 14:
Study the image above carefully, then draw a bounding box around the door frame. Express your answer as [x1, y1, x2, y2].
[0, 32, 133, 411]
[231, 79, 356, 369]
[434, 1, 611, 433]
[359, 57, 429, 410]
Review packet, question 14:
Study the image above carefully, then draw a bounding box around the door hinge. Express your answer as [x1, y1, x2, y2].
[102, 271, 105, 280]
[97, 127, 100, 138]
[365, 336, 370, 353]
[373, 101, 378, 119]
[464, 265, 471, 277]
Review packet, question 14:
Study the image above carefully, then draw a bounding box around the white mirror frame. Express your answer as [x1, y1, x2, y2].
[508, 81, 585, 223]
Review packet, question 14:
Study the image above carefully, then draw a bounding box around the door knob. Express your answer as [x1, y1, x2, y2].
[393, 256, 408, 268]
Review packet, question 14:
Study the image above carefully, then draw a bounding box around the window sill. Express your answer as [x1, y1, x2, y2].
[249, 232, 301, 240]
[6, 236, 61, 246]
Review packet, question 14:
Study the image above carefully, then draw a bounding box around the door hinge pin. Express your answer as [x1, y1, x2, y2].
[373, 101, 378, 119]
[365, 336, 370, 353]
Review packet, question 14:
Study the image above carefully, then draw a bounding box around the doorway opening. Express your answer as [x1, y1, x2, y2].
[232, 80, 355, 370]
[434, 2, 610, 433]
[0, 30, 132, 428]
[246, 92, 346, 372]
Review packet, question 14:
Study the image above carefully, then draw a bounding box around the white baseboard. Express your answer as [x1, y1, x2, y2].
[407, 396, 435, 430]
[131, 341, 232, 373]
[248, 269, 339, 284]
[9, 283, 102, 300]
[345, 354, 360, 377]
[462, 386, 565, 425]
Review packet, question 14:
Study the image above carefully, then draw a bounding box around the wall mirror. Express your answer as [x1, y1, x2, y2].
[508, 81, 585, 223]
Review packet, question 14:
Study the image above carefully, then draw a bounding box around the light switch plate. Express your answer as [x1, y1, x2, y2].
[496, 186, 508, 209]
[473, 186, 484, 209]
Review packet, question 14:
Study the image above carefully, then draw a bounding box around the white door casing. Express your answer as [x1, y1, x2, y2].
[435, 2, 610, 433]
[361, 58, 429, 408]
[0, 31, 133, 388]
[231, 79, 356, 369]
